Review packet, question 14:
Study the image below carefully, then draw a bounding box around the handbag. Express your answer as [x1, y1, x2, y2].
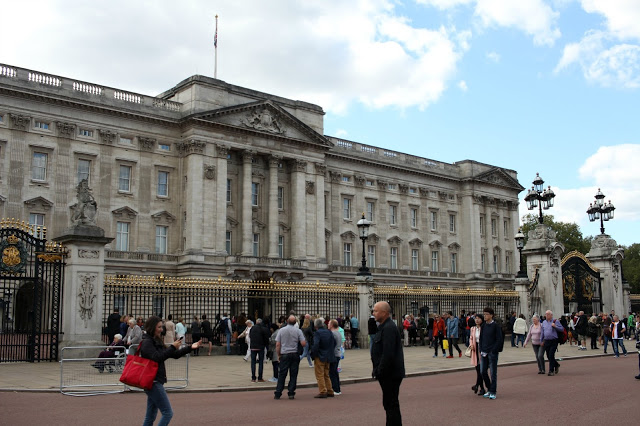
[119, 343, 158, 390]
[464, 345, 472, 357]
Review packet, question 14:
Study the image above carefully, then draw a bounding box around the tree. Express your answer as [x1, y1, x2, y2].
[520, 214, 592, 255]
[622, 243, 640, 294]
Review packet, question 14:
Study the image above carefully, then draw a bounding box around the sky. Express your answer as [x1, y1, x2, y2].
[2, 0, 639, 246]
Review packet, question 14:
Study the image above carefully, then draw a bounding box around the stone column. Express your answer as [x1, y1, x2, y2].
[355, 275, 375, 348]
[290, 159, 307, 260]
[267, 156, 280, 258]
[315, 163, 327, 262]
[54, 225, 113, 356]
[522, 224, 565, 316]
[586, 234, 625, 315]
[513, 277, 531, 318]
[214, 145, 229, 255]
[241, 151, 254, 256]
[177, 139, 205, 255]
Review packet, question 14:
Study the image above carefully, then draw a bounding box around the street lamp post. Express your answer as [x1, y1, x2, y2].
[586, 188, 615, 234]
[514, 228, 527, 279]
[356, 213, 371, 276]
[524, 172, 556, 224]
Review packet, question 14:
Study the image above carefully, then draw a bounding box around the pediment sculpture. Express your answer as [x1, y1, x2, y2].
[241, 108, 286, 134]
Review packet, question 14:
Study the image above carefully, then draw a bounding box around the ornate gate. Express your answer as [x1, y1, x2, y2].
[562, 251, 602, 314]
[0, 219, 66, 362]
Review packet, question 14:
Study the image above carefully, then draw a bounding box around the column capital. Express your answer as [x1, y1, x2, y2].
[242, 150, 257, 163]
[98, 129, 117, 144]
[314, 163, 327, 176]
[56, 121, 76, 137]
[269, 155, 283, 167]
[9, 113, 31, 131]
[215, 144, 229, 158]
[176, 139, 206, 156]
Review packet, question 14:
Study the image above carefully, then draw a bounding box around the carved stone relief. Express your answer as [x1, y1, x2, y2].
[305, 181, 315, 194]
[175, 139, 205, 156]
[204, 165, 216, 180]
[98, 129, 117, 144]
[56, 122, 76, 137]
[78, 249, 99, 259]
[9, 113, 31, 130]
[241, 108, 285, 134]
[77, 273, 97, 327]
[138, 137, 156, 151]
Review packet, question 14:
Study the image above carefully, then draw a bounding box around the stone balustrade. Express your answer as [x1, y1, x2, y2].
[0, 63, 182, 115]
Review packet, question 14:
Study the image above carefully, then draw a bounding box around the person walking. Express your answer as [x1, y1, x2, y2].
[300, 317, 314, 367]
[329, 319, 342, 395]
[201, 314, 213, 356]
[432, 314, 446, 358]
[350, 315, 359, 349]
[469, 314, 485, 396]
[610, 315, 628, 357]
[190, 316, 201, 356]
[513, 314, 528, 348]
[541, 310, 564, 376]
[139, 315, 201, 426]
[220, 313, 233, 355]
[602, 313, 612, 354]
[163, 315, 175, 347]
[107, 308, 121, 344]
[311, 318, 335, 398]
[249, 318, 270, 383]
[445, 311, 462, 358]
[523, 314, 545, 374]
[371, 301, 405, 426]
[274, 315, 306, 400]
[479, 307, 502, 400]
[368, 312, 377, 353]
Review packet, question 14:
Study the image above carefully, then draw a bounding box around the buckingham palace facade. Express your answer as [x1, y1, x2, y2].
[0, 64, 524, 289]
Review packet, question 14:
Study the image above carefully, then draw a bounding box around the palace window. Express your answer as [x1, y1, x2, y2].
[390, 247, 398, 269]
[32, 152, 47, 181]
[411, 249, 419, 271]
[449, 214, 456, 233]
[157, 171, 169, 197]
[225, 231, 232, 255]
[155, 226, 168, 254]
[278, 235, 284, 259]
[431, 251, 439, 272]
[366, 201, 375, 221]
[119, 165, 132, 192]
[344, 243, 352, 266]
[253, 233, 260, 257]
[411, 208, 418, 228]
[77, 159, 91, 184]
[343, 198, 351, 219]
[251, 182, 259, 206]
[430, 211, 438, 231]
[389, 205, 397, 225]
[451, 253, 457, 273]
[116, 222, 130, 251]
[278, 186, 284, 209]
[368, 245, 376, 268]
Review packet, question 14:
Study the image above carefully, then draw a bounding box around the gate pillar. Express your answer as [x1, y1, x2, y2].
[54, 225, 113, 353]
[355, 275, 374, 349]
[522, 224, 565, 316]
[586, 234, 625, 315]
[513, 277, 530, 319]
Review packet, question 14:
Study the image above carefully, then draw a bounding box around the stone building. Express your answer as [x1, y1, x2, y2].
[0, 63, 524, 289]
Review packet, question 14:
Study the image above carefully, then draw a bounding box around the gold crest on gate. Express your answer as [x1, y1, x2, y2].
[2, 245, 21, 267]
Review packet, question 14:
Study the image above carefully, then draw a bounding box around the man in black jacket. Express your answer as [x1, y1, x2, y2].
[479, 307, 502, 400]
[368, 312, 377, 353]
[249, 318, 271, 382]
[106, 308, 121, 343]
[371, 301, 405, 426]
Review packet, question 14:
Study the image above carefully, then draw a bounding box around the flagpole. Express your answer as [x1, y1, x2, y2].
[214, 15, 218, 79]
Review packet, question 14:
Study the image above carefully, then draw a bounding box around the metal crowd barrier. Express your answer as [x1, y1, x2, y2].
[60, 344, 189, 397]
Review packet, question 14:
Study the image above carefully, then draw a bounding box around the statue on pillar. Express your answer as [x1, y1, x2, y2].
[70, 179, 97, 226]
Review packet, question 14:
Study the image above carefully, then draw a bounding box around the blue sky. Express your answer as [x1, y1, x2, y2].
[2, 0, 639, 245]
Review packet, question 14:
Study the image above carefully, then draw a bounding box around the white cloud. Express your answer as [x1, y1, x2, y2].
[556, 31, 640, 88]
[1, 0, 471, 114]
[486, 51, 501, 62]
[581, 0, 640, 40]
[527, 145, 640, 235]
[334, 129, 349, 138]
[457, 80, 468, 91]
[417, 0, 561, 46]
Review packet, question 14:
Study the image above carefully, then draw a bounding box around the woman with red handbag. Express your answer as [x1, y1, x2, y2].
[140, 316, 201, 426]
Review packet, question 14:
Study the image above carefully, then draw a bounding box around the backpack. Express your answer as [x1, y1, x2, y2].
[556, 321, 568, 345]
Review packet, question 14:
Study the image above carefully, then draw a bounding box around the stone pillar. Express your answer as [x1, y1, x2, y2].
[241, 151, 254, 256]
[214, 145, 229, 255]
[513, 277, 530, 318]
[522, 224, 565, 317]
[315, 163, 327, 262]
[355, 275, 375, 348]
[177, 139, 206, 254]
[54, 225, 113, 355]
[267, 155, 280, 258]
[290, 159, 307, 260]
[586, 234, 625, 315]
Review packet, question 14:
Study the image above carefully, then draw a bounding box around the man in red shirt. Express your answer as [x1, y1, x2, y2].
[432, 314, 446, 358]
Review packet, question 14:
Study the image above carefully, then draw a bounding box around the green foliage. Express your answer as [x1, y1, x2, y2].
[622, 243, 640, 294]
[520, 214, 592, 255]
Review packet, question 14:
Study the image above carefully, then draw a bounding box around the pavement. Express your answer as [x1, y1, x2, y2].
[0, 341, 623, 393]
[1, 352, 639, 426]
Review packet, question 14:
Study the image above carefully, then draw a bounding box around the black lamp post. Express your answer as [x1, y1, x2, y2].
[356, 213, 371, 276]
[587, 188, 615, 234]
[524, 172, 555, 224]
[514, 228, 527, 279]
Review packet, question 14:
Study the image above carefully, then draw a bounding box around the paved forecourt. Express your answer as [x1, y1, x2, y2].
[1, 354, 638, 426]
[0, 342, 614, 392]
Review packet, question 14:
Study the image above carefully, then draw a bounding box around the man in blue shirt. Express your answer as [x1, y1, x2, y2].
[541, 310, 564, 376]
[350, 315, 359, 349]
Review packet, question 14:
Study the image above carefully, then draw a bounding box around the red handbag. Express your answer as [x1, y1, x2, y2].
[119, 344, 158, 390]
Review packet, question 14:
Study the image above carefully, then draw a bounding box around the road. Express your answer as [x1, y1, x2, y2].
[1, 354, 638, 425]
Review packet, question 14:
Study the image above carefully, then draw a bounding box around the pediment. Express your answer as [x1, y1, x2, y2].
[409, 238, 423, 247]
[24, 196, 54, 211]
[189, 100, 332, 150]
[448, 242, 461, 251]
[472, 168, 525, 191]
[227, 216, 239, 228]
[387, 236, 403, 245]
[151, 210, 176, 223]
[112, 206, 138, 219]
[279, 222, 291, 233]
[429, 239, 442, 249]
[341, 230, 357, 241]
[252, 219, 267, 232]
[368, 233, 380, 244]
